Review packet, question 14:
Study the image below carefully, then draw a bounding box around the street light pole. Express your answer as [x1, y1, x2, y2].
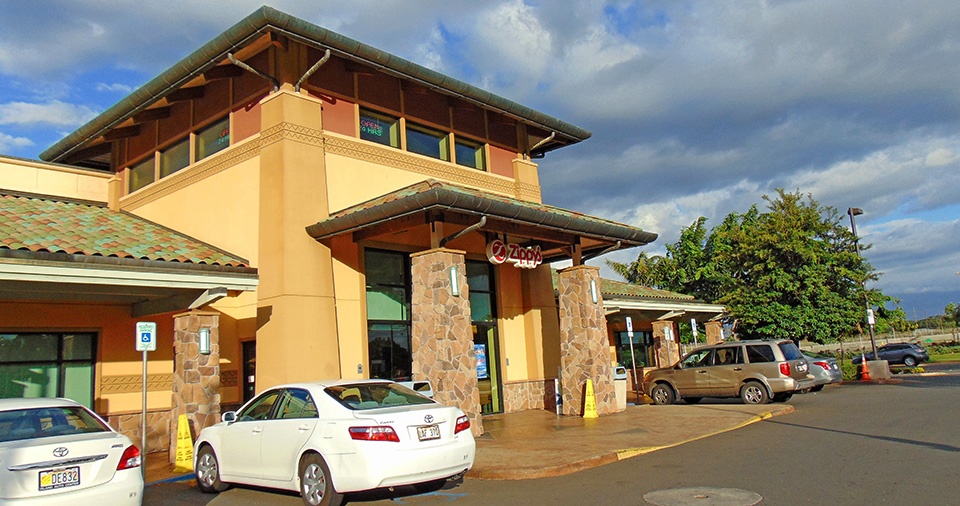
[847, 207, 878, 358]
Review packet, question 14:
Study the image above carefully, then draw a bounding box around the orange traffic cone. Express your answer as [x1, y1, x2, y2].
[860, 356, 872, 382]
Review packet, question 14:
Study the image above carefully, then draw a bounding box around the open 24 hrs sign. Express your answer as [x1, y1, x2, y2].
[486, 239, 543, 269]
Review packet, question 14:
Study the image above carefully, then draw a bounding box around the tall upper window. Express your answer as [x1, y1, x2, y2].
[159, 138, 190, 178]
[0, 333, 96, 408]
[128, 157, 155, 193]
[359, 109, 400, 148]
[467, 261, 495, 322]
[455, 138, 485, 170]
[196, 117, 230, 160]
[406, 123, 450, 161]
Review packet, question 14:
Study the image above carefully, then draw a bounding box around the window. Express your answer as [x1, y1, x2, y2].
[455, 138, 485, 170]
[0, 333, 96, 408]
[359, 109, 400, 148]
[238, 390, 280, 421]
[159, 138, 190, 178]
[196, 117, 230, 160]
[128, 157, 155, 193]
[746, 345, 775, 363]
[406, 123, 450, 161]
[467, 261, 495, 322]
[682, 349, 714, 368]
[615, 330, 653, 369]
[715, 346, 743, 365]
[276, 389, 318, 419]
[365, 249, 411, 381]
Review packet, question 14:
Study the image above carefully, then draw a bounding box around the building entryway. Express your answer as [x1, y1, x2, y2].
[242, 340, 256, 403]
[468, 260, 502, 414]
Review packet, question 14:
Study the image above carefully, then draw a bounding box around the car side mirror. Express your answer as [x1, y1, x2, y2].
[221, 411, 237, 423]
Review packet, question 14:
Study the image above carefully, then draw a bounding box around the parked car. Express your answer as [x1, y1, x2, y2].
[643, 339, 813, 405]
[194, 380, 475, 506]
[803, 353, 842, 392]
[0, 398, 143, 505]
[852, 343, 929, 367]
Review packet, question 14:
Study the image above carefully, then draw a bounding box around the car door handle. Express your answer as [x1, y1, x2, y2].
[298, 424, 311, 432]
[733, 367, 743, 371]
[697, 370, 707, 373]
[251, 427, 262, 434]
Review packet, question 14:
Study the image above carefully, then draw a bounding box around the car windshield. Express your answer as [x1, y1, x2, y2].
[326, 382, 435, 410]
[0, 406, 109, 442]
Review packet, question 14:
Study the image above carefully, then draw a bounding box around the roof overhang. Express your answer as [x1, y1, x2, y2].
[306, 180, 657, 263]
[41, 6, 590, 165]
[0, 252, 258, 317]
[603, 298, 726, 322]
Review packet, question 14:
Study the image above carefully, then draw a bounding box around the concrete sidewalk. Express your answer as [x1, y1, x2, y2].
[144, 402, 793, 485]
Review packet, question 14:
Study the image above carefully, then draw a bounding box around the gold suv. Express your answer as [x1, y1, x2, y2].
[643, 340, 813, 405]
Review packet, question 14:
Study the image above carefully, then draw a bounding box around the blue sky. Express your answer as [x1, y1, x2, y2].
[1, 1, 958, 318]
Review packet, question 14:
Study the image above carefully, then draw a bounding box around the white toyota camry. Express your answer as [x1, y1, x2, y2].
[194, 379, 476, 506]
[0, 398, 143, 505]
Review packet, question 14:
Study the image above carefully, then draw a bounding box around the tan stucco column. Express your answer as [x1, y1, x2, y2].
[705, 320, 724, 344]
[256, 85, 340, 387]
[170, 310, 220, 462]
[409, 248, 482, 435]
[653, 320, 681, 367]
[556, 265, 616, 416]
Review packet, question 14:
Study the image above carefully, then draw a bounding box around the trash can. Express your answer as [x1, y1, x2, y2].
[613, 365, 628, 412]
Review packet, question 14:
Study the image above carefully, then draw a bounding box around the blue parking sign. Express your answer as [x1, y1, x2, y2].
[136, 322, 157, 352]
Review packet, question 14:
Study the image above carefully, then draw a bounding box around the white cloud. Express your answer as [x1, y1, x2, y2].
[95, 83, 133, 94]
[925, 148, 956, 167]
[0, 132, 33, 151]
[0, 101, 99, 127]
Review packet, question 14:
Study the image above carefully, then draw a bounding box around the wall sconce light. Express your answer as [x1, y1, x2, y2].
[449, 265, 460, 296]
[199, 327, 211, 355]
[590, 279, 598, 304]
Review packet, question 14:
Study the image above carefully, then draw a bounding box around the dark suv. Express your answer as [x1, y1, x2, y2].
[643, 339, 813, 405]
[852, 343, 929, 367]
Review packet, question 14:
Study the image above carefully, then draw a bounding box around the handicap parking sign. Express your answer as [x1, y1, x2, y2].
[136, 322, 157, 352]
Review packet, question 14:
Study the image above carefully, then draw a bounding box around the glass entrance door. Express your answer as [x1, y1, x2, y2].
[242, 340, 256, 403]
[473, 324, 502, 414]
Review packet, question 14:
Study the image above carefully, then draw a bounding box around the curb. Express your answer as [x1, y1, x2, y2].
[467, 405, 794, 481]
[146, 472, 193, 487]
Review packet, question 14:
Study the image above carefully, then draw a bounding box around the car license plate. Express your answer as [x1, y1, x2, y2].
[39, 466, 79, 491]
[417, 424, 440, 441]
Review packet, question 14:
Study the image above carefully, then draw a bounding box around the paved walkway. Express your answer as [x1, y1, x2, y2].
[144, 402, 793, 485]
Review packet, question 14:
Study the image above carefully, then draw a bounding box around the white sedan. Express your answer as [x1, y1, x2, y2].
[0, 398, 143, 505]
[194, 380, 476, 506]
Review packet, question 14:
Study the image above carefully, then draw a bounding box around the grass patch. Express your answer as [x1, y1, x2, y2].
[929, 353, 960, 363]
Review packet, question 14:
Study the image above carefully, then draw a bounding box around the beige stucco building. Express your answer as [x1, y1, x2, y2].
[0, 7, 723, 455]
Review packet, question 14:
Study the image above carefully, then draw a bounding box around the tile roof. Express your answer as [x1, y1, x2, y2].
[550, 269, 696, 301]
[0, 191, 250, 267]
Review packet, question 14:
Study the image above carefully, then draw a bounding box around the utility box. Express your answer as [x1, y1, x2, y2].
[613, 366, 628, 411]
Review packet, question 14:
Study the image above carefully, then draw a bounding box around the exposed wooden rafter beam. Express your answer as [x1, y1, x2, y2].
[104, 125, 141, 141]
[167, 86, 205, 102]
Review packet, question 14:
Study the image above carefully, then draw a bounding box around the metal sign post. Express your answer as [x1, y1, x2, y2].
[690, 318, 699, 346]
[136, 322, 157, 479]
[626, 317, 640, 398]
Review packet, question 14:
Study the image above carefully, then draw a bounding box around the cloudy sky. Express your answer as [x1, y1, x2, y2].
[1, 1, 958, 318]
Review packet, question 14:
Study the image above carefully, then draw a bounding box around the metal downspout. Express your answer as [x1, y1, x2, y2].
[295, 49, 331, 92]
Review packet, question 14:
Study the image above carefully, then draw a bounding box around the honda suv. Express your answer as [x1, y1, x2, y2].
[643, 339, 813, 405]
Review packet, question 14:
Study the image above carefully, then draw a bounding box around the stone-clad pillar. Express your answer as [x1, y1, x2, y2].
[557, 266, 616, 416]
[170, 310, 220, 462]
[705, 320, 724, 345]
[653, 320, 680, 367]
[409, 248, 483, 435]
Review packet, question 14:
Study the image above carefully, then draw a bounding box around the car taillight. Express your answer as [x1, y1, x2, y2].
[779, 363, 791, 376]
[117, 444, 141, 470]
[454, 415, 470, 434]
[813, 361, 829, 370]
[349, 426, 400, 442]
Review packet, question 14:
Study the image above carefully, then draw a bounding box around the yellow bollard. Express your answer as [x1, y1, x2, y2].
[583, 379, 599, 419]
[173, 414, 194, 473]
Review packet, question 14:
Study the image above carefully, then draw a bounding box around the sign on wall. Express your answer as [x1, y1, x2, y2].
[475, 344, 489, 379]
[486, 239, 543, 269]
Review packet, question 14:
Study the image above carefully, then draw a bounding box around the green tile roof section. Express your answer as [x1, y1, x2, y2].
[550, 270, 695, 301]
[41, 6, 591, 163]
[0, 191, 250, 267]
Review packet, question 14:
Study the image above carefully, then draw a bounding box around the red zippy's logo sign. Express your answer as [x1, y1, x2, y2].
[486, 239, 542, 269]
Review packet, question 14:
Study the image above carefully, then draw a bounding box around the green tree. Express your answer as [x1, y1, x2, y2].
[610, 189, 906, 344]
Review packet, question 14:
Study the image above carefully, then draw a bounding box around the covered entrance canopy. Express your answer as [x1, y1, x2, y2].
[306, 179, 658, 260]
[0, 191, 258, 316]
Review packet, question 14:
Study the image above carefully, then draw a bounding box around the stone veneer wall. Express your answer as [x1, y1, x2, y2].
[170, 311, 221, 462]
[705, 320, 724, 344]
[653, 320, 681, 367]
[501, 379, 557, 413]
[409, 248, 483, 435]
[108, 410, 170, 454]
[556, 266, 616, 416]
